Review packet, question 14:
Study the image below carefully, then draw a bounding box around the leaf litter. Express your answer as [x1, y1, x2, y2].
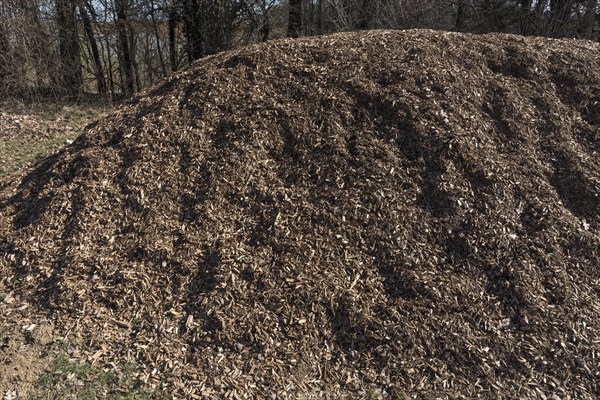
[1, 29, 599, 398]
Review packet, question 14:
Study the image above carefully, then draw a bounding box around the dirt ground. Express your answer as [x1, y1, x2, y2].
[0, 294, 54, 398]
[1, 30, 599, 399]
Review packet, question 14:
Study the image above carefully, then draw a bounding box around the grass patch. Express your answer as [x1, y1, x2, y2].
[0, 136, 70, 179]
[0, 103, 107, 180]
[29, 353, 159, 400]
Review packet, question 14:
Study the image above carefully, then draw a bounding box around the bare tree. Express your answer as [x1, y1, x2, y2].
[0, 19, 10, 93]
[115, 0, 135, 94]
[16, 0, 58, 95]
[79, 0, 106, 94]
[0, 0, 598, 102]
[288, 0, 302, 37]
[168, 0, 180, 71]
[56, 0, 82, 94]
[578, 0, 597, 38]
[548, 0, 576, 36]
[242, 0, 276, 42]
[182, 0, 241, 60]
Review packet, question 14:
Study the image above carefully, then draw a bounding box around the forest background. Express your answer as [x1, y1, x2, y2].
[0, 0, 598, 101]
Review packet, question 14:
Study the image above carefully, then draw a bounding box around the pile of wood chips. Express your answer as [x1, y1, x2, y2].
[1, 30, 599, 399]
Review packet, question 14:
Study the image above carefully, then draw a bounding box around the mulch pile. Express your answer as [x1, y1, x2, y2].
[1, 30, 599, 398]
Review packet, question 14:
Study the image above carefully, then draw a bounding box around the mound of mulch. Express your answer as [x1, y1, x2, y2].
[1, 30, 599, 398]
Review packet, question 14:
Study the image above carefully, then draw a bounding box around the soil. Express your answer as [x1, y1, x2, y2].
[0, 292, 54, 398]
[1, 30, 599, 398]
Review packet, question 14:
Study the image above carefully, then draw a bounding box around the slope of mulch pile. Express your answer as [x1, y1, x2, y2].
[1, 30, 599, 398]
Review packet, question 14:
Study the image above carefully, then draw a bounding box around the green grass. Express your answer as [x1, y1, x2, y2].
[0, 136, 71, 179]
[29, 353, 159, 400]
[0, 103, 106, 180]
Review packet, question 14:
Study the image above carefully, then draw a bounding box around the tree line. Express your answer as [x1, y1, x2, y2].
[0, 0, 598, 100]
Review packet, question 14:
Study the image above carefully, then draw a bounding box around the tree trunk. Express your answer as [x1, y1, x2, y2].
[169, 0, 179, 71]
[455, 0, 467, 30]
[578, 0, 597, 39]
[149, 0, 167, 77]
[115, 0, 135, 95]
[79, 0, 106, 94]
[19, 0, 57, 92]
[183, 0, 204, 60]
[288, 0, 302, 37]
[519, 0, 531, 35]
[549, 0, 575, 37]
[183, 0, 239, 61]
[317, 0, 323, 33]
[358, 0, 371, 29]
[104, 34, 116, 100]
[259, 0, 270, 42]
[129, 28, 141, 91]
[56, 0, 82, 95]
[0, 24, 9, 86]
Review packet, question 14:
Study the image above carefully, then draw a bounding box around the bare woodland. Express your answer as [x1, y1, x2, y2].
[0, 0, 598, 100]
